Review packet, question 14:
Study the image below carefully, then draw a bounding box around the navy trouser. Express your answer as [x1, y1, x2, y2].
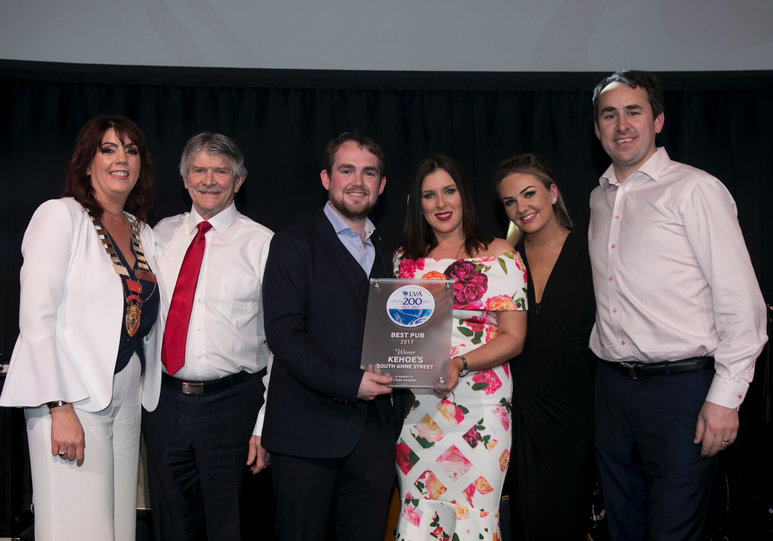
[143, 372, 263, 541]
[594, 362, 717, 541]
[269, 404, 396, 541]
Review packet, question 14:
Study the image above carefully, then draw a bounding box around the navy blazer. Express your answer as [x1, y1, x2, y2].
[262, 209, 402, 458]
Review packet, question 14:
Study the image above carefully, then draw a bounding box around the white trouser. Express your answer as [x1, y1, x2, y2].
[25, 355, 141, 541]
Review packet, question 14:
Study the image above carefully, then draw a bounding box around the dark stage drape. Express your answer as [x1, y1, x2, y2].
[1, 61, 771, 534]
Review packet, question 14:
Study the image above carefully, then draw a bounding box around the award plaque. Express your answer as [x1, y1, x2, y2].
[360, 278, 453, 389]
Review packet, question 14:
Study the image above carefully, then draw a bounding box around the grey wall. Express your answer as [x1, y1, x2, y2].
[2, 0, 772, 71]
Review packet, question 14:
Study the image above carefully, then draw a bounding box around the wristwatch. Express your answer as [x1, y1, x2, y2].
[457, 356, 469, 377]
[47, 400, 69, 411]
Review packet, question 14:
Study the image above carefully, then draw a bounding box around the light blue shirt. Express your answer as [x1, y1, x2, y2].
[323, 202, 376, 276]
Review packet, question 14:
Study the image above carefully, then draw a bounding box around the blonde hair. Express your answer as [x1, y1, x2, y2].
[493, 153, 574, 245]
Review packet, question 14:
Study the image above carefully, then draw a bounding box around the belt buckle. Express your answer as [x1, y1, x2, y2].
[619, 362, 640, 380]
[181, 381, 205, 395]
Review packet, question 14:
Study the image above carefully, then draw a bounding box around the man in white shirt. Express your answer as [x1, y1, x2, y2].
[588, 70, 767, 541]
[143, 133, 273, 540]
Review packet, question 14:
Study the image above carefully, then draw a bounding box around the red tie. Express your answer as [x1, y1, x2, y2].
[161, 221, 212, 375]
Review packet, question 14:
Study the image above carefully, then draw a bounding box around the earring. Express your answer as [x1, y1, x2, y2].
[552, 198, 557, 204]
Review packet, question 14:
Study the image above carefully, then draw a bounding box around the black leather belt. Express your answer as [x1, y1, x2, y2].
[162, 370, 262, 395]
[603, 357, 714, 380]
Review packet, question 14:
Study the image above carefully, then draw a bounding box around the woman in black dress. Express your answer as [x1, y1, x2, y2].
[495, 154, 597, 540]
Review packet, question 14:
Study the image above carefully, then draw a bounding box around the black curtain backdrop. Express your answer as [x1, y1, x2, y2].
[1, 61, 771, 534]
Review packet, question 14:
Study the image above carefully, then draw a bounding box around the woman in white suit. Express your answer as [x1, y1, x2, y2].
[0, 115, 159, 541]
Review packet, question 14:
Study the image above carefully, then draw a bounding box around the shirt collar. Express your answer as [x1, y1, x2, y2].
[323, 201, 375, 240]
[186, 203, 238, 236]
[599, 147, 670, 188]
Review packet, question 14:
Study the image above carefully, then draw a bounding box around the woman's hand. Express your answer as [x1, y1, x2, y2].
[435, 357, 463, 397]
[50, 404, 85, 466]
[434, 309, 526, 398]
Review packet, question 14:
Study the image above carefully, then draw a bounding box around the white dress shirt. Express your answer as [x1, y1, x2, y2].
[153, 203, 273, 433]
[588, 147, 767, 409]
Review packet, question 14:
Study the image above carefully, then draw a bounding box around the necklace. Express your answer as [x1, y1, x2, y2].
[88, 210, 157, 337]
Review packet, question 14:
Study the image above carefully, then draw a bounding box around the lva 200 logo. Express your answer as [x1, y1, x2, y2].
[386, 285, 435, 328]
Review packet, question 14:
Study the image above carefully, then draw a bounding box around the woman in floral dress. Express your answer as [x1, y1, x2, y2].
[394, 155, 527, 541]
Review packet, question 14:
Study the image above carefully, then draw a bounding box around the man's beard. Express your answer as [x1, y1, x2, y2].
[330, 192, 376, 221]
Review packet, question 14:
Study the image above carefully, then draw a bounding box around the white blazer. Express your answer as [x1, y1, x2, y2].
[0, 197, 160, 412]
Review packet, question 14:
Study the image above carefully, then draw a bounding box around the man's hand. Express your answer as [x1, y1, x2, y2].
[357, 372, 393, 401]
[694, 401, 739, 457]
[246, 435, 269, 474]
[50, 404, 86, 466]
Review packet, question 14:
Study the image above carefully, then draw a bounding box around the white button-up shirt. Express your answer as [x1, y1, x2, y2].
[154, 203, 273, 432]
[588, 147, 767, 409]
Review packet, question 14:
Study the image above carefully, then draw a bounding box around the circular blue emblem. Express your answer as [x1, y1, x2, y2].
[386, 285, 435, 328]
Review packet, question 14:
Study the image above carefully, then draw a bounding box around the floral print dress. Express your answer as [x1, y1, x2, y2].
[394, 252, 527, 541]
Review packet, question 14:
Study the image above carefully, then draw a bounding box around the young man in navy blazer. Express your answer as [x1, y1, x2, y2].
[262, 132, 403, 540]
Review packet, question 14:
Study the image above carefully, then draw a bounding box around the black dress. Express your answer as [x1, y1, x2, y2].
[508, 229, 598, 540]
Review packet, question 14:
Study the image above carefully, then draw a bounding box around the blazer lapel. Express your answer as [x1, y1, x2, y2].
[313, 211, 370, 317]
[370, 234, 392, 280]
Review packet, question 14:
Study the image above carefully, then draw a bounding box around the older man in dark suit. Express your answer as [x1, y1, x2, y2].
[262, 132, 402, 541]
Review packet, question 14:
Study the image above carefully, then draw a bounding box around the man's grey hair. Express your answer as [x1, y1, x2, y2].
[179, 132, 248, 179]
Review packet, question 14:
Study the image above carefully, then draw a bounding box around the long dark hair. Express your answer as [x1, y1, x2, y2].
[61, 115, 155, 222]
[400, 155, 492, 260]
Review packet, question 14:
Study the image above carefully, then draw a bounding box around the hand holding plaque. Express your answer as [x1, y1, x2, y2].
[360, 278, 453, 389]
